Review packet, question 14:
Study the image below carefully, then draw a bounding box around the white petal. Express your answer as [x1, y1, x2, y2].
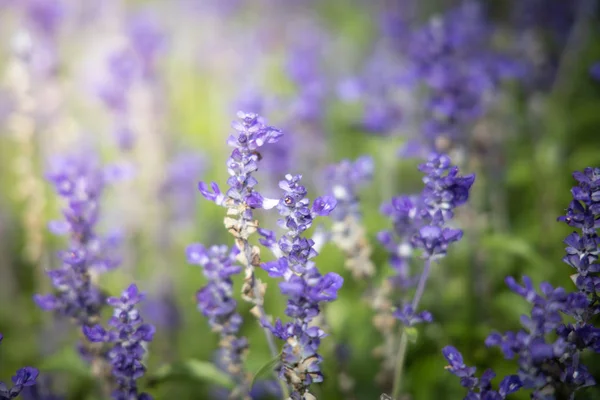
[262, 197, 279, 210]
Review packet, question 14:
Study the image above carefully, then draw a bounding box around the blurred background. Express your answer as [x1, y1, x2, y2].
[0, 0, 599, 399]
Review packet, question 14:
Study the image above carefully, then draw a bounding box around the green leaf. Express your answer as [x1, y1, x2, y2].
[404, 326, 419, 344]
[250, 352, 282, 390]
[147, 359, 235, 389]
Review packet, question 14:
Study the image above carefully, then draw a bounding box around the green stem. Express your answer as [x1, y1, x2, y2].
[391, 331, 409, 400]
[391, 259, 432, 399]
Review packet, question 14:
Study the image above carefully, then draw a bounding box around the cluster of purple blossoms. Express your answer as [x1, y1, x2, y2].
[159, 151, 204, 227]
[443, 345, 522, 400]
[406, 1, 515, 152]
[323, 156, 375, 279]
[0, 334, 39, 400]
[258, 174, 342, 399]
[558, 168, 600, 305]
[484, 277, 593, 398]
[83, 284, 155, 400]
[197, 111, 287, 392]
[337, 39, 406, 136]
[198, 111, 283, 344]
[444, 167, 600, 399]
[324, 156, 374, 224]
[97, 48, 138, 151]
[378, 153, 475, 326]
[186, 244, 249, 395]
[198, 111, 282, 224]
[35, 152, 121, 326]
[97, 11, 165, 151]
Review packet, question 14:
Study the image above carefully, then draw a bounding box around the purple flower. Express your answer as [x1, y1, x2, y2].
[443, 346, 522, 399]
[321, 156, 376, 279]
[339, 44, 406, 136]
[35, 151, 121, 326]
[259, 174, 343, 398]
[558, 168, 600, 322]
[0, 334, 39, 400]
[20, 374, 65, 400]
[126, 10, 165, 79]
[82, 284, 154, 400]
[393, 305, 433, 327]
[142, 280, 181, 334]
[323, 156, 374, 222]
[199, 112, 282, 224]
[590, 62, 600, 82]
[407, 1, 514, 151]
[187, 244, 249, 394]
[379, 153, 474, 323]
[97, 49, 137, 114]
[446, 166, 600, 399]
[23, 0, 64, 36]
[159, 151, 205, 226]
[484, 277, 596, 397]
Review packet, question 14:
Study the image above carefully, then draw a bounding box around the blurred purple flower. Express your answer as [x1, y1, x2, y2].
[187, 244, 249, 395]
[142, 280, 182, 333]
[126, 10, 166, 79]
[407, 1, 515, 151]
[380, 153, 474, 297]
[35, 150, 122, 326]
[323, 156, 376, 278]
[83, 284, 155, 400]
[0, 334, 39, 400]
[159, 151, 205, 226]
[443, 345, 522, 399]
[23, 0, 64, 36]
[590, 62, 600, 81]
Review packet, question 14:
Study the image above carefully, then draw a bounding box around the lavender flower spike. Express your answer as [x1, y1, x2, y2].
[83, 284, 155, 400]
[187, 244, 250, 398]
[382, 153, 474, 398]
[259, 174, 343, 398]
[198, 112, 283, 360]
[34, 151, 122, 391]
[485, 277, 595, 398]
[198, 111, 282, 218]
[0, 334, 39, 400]
[448, 167, 600, 399]
[323, 156, 375, 279]
[442, 345, 522, 399]
[35, 152, 122, 321]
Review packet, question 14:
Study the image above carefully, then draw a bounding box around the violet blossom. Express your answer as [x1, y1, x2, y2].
[323, 156, 375, 279]
[446, 167, 600, 399]
[198, 111, 283, 367]
[96, 10, 165, 151]
[258, 174, 342, 399]
[198, 111, 282, 224]
[35, 151, 121, 324]
[377, 153, 474, 397]
[484, 277, 594, 398]
[159, 151, 205, 228]
[379, 153, 475, 326]
[0, 334, 39, 400]
[442, 345, 522, 399]
[83, 284, 155, 400]
[186, 244, 250, 397]
[406, 1, 515, 153]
